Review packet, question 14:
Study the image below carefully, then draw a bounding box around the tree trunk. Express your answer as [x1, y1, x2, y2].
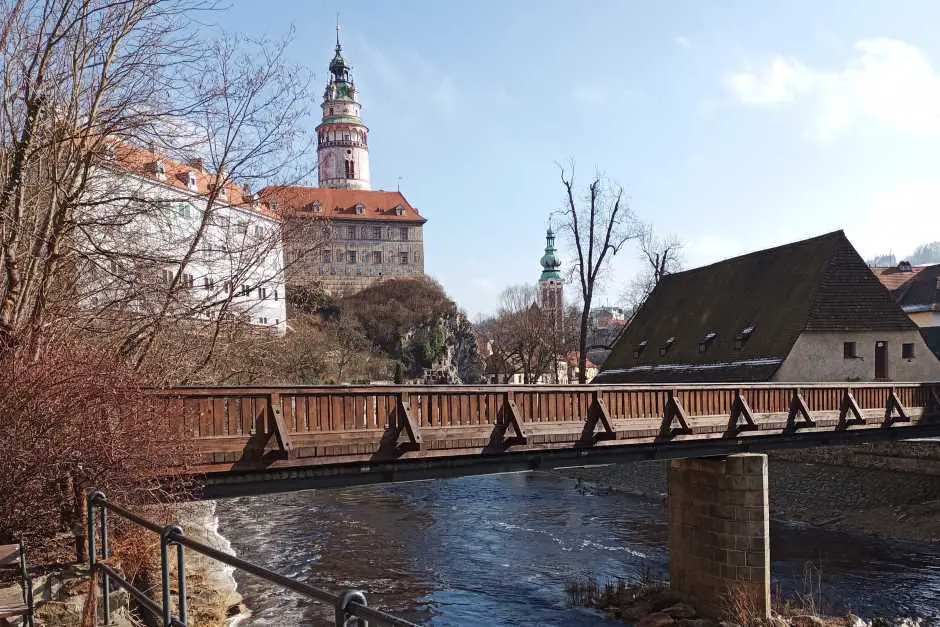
[578, 304, 590, 384]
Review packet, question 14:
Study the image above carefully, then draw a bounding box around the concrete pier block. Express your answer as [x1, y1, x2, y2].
[667, 454, 770, 619]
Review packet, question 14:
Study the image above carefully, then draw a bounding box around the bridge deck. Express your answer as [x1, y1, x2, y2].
[151, 383, 940, 497]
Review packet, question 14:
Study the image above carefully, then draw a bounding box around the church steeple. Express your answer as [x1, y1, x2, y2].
[538, 226, 565, 333]
[316, 23, 371, 190]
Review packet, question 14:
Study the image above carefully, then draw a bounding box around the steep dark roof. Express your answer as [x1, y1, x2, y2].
[890, 264, 940, 312]
[595, 231, 916, 383]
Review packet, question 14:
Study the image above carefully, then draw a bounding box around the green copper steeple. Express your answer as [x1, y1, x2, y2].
[539, 227, 562, 281]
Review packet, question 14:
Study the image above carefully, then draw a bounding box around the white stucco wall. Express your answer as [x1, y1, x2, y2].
[772, 330, 940, 382]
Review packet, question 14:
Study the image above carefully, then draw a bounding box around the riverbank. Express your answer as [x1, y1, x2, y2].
[555, 449, 940, 543]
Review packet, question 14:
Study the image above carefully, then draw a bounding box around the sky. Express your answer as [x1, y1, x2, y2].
[212, 1, 940, 318]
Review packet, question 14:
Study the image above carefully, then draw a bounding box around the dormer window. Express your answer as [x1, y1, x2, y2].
[355, 203, 365, 215]
[899, 261, 913, 272]
[103, 145, 115, 160]
[154, 160, 166, 181]
[633, 340, 648, 359]
[660, 336, 675, 356]
[394, 205, 405, 216]
[698, 331, 717, 353]
[734, 326, 755, 350]
[218, 185, 227, 201]
[186, 171, 197, 191]
[311, 201, 321, 213]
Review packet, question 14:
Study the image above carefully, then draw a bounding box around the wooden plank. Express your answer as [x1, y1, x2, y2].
[227, 398, 240, 436]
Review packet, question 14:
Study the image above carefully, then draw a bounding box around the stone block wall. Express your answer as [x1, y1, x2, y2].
[667, 454, 770, 619]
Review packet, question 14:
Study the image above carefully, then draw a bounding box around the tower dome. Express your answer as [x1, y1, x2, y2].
[540, 227, 562, 280]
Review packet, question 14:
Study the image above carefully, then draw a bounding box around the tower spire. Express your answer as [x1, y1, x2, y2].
[335, 13, 341, 50]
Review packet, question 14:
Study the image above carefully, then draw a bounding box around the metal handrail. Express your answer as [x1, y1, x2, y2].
[85, 490, 419, 626]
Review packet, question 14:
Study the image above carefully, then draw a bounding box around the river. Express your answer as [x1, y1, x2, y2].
[215, 471, 940, 626]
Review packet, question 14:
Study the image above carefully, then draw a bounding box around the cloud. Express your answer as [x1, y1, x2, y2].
[848, 178, 940, 259]
[727, 38, 940, 139]
[674, 36, 692, 49]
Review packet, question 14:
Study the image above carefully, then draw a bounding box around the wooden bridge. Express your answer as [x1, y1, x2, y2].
[154, 382, 940, 498]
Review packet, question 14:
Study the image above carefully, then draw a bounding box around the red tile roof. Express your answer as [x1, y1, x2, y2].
[106, 142, 277, 219]
[872, 265, 923, 291]
[260, 186, 426, 224]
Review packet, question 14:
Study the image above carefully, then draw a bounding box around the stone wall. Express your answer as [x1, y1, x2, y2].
[773, 440, 940, 475]
[667, 455, 770, 619]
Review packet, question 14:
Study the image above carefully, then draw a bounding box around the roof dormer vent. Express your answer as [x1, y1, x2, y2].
[899, 260, 913, 272]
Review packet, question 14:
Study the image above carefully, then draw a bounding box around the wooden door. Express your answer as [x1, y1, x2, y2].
[875, 341, 888, 380]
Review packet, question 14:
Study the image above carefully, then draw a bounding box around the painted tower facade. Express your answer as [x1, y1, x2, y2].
[538, 227, 564, 332]
[317, 28, 371, 190]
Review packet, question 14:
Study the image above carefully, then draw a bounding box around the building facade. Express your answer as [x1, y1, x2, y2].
[266, 29, 427, 297]
[91, 143, 287, 332]
[874, 262, 940, 360]
[597, 231, 940, 384]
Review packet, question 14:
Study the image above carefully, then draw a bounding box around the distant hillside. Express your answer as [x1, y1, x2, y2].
[867, 241, 940, 267]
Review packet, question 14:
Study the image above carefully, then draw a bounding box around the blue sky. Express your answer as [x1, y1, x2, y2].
[214, 1, 940, 317]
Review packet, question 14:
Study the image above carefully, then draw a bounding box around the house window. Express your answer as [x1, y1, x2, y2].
[178, 204, 191, 219]
[698, 332, 717, 353]
[203, 277, 215, 289]
[258, 316, 268, 324]
[187, 171, 197, 191]
[322, 250, 332, 264]
[235, 221, 248, 235]
[182, 273, 194, 288]
[660, 337, 675, 356]
[161, 269, 173, 284]
[274, 289, 279, 301]
[734, 326, 755, 350]
[843, 341, 857, 359]
[254, 225, 264, 237]
[311, 201, 321, 213]
[218, 186, 227, 201]
[347, 251, 357, 264]
[373, 251, 382, 264]
[633, 340, 647, 359]
[241, 284, 251, 297]
[346, 226, 356, 239]
[400, 227, 409, 241]
[395, 205, 405, 216]
[360, 226, 368, 239]
[399, 252, 408, 265]
[355, 204, 365, 215]
[155, 161, 166, 181]
[902, 343, 915, 359]
[258, 287, 267, 299]
[372, 226, 382, 239]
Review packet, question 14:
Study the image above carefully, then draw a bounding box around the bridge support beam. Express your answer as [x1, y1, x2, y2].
[667, 454, 770, 619]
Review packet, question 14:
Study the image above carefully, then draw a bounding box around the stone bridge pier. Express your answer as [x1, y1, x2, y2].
[667, 453, 770, 619]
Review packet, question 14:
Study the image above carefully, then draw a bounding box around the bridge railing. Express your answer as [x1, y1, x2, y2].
[153, 382, 938, 435]
[84, 490, 418, 627]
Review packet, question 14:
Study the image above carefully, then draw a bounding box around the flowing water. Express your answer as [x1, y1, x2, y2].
[215, 472, 940, 626]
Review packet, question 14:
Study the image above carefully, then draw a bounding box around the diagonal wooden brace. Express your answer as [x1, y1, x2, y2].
[660, 390, 692, 438]
[267, 393, 294, 456]
[726, 389, 758, 435]
[927, 386, 940, 418]
[838, 389, 865, 429]
[491, 392, 528, 446]
[581, 393, 616, 443]
[883, 388, 910, 427]
[786, 389, 815, 431]
[395, 393, 422, 449]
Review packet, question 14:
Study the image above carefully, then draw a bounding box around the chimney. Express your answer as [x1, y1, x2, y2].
[187, 157, 204, 171]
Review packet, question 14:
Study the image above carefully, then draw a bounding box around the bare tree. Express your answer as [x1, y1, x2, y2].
[622, 226, 683, 314]
[557, 165, 642, 382]
[0, 0, 323, 383]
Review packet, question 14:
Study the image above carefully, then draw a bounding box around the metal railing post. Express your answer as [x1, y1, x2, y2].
[174, 528, 188, 626]
[159, 525, 182, 627]
[335, 589, 368, 627]
[86, 490, 105, 627]
[100, 505, 111, 626]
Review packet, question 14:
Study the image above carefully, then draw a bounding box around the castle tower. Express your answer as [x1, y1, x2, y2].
[317, 25, 371, 190]
[538, 227, 564, 332]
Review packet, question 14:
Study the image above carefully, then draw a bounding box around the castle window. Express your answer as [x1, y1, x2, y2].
[344, 133, 350, 141]
[373, 251, 382, 264]
[400, 227, 409, 241]
[347, 250, 357, 264]
[399, 252, 408, 265]
[355, 203, 365, 215]
[329, 107, 333, 115]
[394, 205, 405, 216]
[372, 226, 382, 239]
[346, 225, 356, 239]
